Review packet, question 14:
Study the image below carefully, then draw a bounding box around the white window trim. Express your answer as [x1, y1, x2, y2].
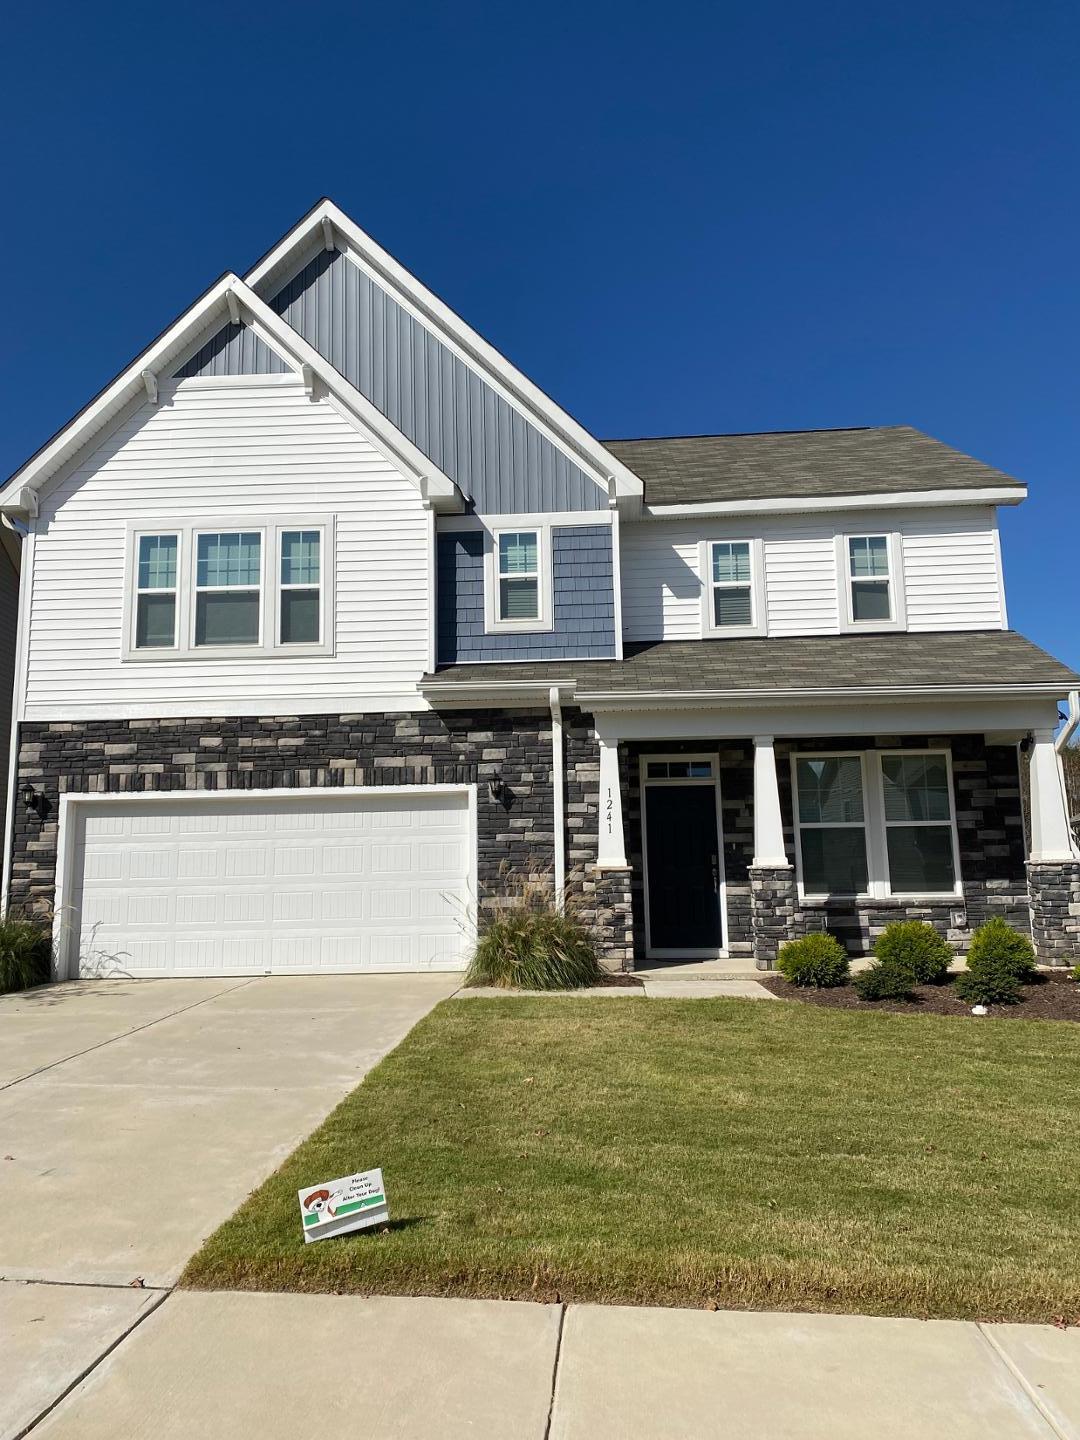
[483, 523, 554, 633]
[699, 537, 766, 638]
[835, 531, 906, 632]
[791, 747, 962, 902]
[191, 527, 265, 652]
[122, 517, 335, 661]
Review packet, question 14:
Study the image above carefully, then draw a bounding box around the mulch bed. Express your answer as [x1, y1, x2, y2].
[759, 971, 1080, 1022]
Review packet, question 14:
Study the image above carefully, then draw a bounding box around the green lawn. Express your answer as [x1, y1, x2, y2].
[183, 998, 1080, 1321]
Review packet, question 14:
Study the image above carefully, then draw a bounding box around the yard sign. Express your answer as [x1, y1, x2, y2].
[298, 1167, 388, 1243]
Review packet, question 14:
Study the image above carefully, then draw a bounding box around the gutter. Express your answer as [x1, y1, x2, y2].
[549, 687, 565, 906]
[1054, 689, 1080, 753]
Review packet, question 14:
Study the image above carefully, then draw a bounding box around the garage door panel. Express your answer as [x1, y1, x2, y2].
[67, 791, 472, 977]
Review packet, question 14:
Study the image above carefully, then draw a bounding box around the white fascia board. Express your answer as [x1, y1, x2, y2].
[420, 679, 576, 708]
[644, 486, 1027, 519]
[244, 201, 645, 503]
[576, 683, 1072, 709]
[0, 276, 244, 512]
[229, 282, 463, 512]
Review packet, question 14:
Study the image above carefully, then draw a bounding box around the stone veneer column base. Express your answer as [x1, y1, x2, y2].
[1027, 861, 1080, 967]
[583, 864, 635, 973]
[750, 864, 798, 971]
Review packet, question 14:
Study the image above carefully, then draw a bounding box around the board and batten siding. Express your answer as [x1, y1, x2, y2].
[180, 246, 607, 515]
[25, 377, 432, 719]
[620, 507, 1004, 641]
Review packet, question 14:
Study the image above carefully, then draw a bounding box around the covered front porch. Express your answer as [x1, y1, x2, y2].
[590, 694, 1079, 971]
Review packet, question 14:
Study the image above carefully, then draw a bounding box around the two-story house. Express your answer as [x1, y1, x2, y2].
[2, 200, 1077, 980]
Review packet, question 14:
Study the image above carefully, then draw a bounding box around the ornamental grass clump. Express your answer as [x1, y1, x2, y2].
[873, 920, 952, 985]
[955, 917, 1038, 1006]
[465, 880, 601, 991]
[0, 914, 53, 994]
[776, 933, 849, 988]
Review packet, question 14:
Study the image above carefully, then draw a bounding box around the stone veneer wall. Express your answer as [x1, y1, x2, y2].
[11, 709, 606, 932]
[1027, 861, 1080, 966]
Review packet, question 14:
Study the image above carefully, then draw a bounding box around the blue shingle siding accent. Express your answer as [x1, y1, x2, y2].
[173, 322, 290, 378]
[267, 248, 606, 515]
[437, 526, 616, 663]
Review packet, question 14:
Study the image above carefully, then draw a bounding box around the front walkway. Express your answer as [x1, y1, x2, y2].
[14, 1290, 1080, 1439]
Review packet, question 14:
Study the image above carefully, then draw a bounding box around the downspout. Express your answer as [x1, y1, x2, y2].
[1054, 688, 1080, 857]
[549, 686, 565, 907]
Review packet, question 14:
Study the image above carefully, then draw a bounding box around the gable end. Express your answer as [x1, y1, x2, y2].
[269, 247, 606, 514]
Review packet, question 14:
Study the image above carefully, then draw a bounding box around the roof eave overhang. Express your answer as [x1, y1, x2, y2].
[245, 201, 646, 506]
[643, 485, 1027, 518]
[576, 682, 1073, 710]
[420, 679, 1074, 710]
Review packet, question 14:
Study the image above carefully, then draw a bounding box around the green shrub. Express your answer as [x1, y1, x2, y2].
[853, 961, 917, 1001]
[1072, 965, 1080, 983]
[873, 921, 952, 984]
[0, 916, 53, 995]
[966, 917, 1037, 980]
[776, 933, 850, 988]
[955, 955, 1023, 1006]
[465, 884, 601, 990]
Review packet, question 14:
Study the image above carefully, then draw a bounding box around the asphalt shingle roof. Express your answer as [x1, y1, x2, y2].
[603, 426, 1025, 506]
[425, 631, 1078, 695]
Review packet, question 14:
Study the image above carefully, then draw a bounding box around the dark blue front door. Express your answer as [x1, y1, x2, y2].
[644, 784, 723, 951]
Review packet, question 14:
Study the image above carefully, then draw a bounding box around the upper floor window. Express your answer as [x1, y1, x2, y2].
[499, 531, 540, 621]
[699, 537, 764, 637]
[279, 530, 322, 644]
[792, 748, 959, 899]
[124, 518, 334, 660]
[135, 534, 179, 649]
[484, 525, 553, 632]
[195, 532, 261, 646]
[847, 535, 891, 622]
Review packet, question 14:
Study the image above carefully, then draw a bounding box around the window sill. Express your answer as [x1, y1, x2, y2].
[122, 643, 335, 662]
[799, 893, 962, 907]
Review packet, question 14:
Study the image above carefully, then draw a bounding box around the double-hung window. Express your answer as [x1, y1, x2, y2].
[195, 531, 262, 646]
[794, 755, 870, 895]
[792, 749, 960, 898]
[134, 534, 179, 649]
[839, 533, 904, 629]
[279, 530, 322, 644]
[486, 526, 552, 632]
[880, 753, 957, 893]
[701, 538, 763, 636]
[126, 518, 333, 658]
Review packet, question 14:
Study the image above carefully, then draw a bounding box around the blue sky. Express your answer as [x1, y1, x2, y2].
[2, 1, 1077, 668]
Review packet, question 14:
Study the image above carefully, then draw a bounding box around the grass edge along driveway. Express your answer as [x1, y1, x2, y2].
[182, 997, 1080, 1323]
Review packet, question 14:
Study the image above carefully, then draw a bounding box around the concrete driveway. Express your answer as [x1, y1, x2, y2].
[0, 973, 457, 1439]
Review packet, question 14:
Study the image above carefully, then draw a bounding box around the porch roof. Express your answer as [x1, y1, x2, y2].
[422, 630, 1079, 702]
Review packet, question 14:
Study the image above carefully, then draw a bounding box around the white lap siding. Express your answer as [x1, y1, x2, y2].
[25, 378, 431, 718]
[620, 506, 1004, 642]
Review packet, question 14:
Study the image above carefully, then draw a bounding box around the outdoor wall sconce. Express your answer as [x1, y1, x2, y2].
[488, 776, 507, 804]
[21, 782, 44, 818]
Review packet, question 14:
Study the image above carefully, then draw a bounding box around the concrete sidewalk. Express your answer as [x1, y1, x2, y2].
[13, 1290, 1080, 1439]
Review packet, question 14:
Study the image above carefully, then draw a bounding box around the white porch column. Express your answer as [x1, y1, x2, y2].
[752, 735, 790, 867]
[596, 734, 627, 868]
[1028, 728, 1076, 861]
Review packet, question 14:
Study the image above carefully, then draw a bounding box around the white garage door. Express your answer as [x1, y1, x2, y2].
[63, 789, 474, 977]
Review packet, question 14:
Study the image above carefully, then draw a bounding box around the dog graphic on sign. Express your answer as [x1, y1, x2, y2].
[301, 1186, 340, 1221]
